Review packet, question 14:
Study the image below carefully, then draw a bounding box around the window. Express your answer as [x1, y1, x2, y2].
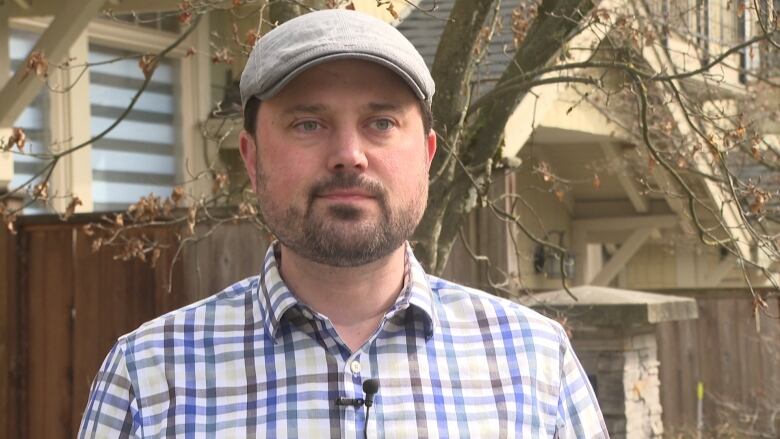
[9, 29, 51, 214]
[6, 13, 199, 215]
[88, 44, 179, 211]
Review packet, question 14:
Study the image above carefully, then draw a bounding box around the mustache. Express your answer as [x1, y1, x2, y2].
[308, 174, 387, 202]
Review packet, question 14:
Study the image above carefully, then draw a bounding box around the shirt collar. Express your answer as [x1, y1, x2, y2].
[256, 241, 438, 340]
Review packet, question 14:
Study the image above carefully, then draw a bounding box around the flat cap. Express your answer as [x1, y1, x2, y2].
[239, 9, 435, 109]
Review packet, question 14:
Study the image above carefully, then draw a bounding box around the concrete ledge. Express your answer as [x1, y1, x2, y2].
[521, 285, 698, 327]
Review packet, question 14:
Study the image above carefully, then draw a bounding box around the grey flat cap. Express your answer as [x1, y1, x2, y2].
[239, 9, 435, 109]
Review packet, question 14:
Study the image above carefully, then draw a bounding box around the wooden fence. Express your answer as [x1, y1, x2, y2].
[656, 291, 780, 435]
[0, 214, 269, 438]
[2, 214, 780, 437]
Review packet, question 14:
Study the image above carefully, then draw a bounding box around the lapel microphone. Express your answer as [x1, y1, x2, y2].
[333, 378, 381, 438]
[333, 378, 381, 408]
[362, 379, 380, 439]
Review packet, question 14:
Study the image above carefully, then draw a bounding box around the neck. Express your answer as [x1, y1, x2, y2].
[278, 244, 407, 351]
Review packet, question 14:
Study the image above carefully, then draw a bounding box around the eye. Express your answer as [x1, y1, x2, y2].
[370, 118, 395, 131]
[295, 120, 322, 132]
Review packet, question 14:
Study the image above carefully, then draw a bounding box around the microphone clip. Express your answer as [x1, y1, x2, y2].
[334, 397, 365, 407]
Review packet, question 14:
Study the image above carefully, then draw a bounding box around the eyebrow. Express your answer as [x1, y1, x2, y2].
[365, 102, 403, 112]
[282, 104, 329, 115]
[280, 101, 404, 115]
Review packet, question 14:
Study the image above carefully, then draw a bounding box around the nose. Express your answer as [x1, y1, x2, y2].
[327, 126, 368, 172]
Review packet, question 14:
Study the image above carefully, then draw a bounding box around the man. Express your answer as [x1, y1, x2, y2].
[80, 9, 607, 438]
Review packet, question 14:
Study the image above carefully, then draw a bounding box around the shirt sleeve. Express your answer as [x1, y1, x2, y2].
[78, 340, 141, 439]
[554, 325, 610, 439]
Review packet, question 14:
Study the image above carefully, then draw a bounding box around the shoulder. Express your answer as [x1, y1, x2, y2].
[118, 276, 261, 352]
[427, 275, 566, 346]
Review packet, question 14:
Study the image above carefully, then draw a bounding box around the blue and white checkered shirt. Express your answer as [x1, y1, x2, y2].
[79, 243, 607, 438]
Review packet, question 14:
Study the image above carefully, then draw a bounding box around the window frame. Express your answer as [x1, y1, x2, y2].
[8, 15, 211, 213]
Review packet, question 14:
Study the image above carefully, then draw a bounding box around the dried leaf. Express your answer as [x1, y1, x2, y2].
[246, 30, 259, 47]
[83, 223, 95, 236]
[114, 213, 125, 227]
[387, 3, 399, 19]
[178, 0, 193, 24]
[591, 8, 611, 23]
[185, 47, 197, 57]
[150, 247, 162, 268]
[8, 127, 27, 152]
[326, 0, 339, 7]
[537, 161, 554, 182]
[750, 194, 767, 214]
[238, 201, 257, 216]
[63, 196, 82, 220]
[648, 157, 656, 174]
[32, 182, 48, 201]
[138, 55, 158, 79]
[732, 124, 746, 141]
[554, 188, 565, 202]
[186, 205, 197, 235]
[752, 146, 761, 160]
[211, 48, 234, 65]
[91, 238, 103, 253]
[21, 50, 48, 82]
[346, 2, 355, 10]
[592, 174, 601, 190]
[512, 1, 540, 47]
[232, 0, 242, 7]
[171, 186, 186, 206]
[4, 213, 17, 235]
[212, 172, 229, 194]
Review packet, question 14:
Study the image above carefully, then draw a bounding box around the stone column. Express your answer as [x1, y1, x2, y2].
[523, 286, 698, 439]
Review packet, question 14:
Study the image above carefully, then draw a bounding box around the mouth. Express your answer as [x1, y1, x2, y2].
[316, 190, 376, 202]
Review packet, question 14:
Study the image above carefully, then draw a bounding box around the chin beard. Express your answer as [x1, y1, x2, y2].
[258, 172, 427, 267]
[271, 202, 418, 267]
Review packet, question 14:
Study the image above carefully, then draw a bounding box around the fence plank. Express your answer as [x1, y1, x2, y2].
[26, 228, 74, 439]
[71, 224, 185, 436]
[0, 228, 16, 438]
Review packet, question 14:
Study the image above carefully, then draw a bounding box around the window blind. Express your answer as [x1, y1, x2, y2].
[89, 44, 178, 212]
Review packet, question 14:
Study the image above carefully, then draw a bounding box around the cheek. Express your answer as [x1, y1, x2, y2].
[373, 148, 429, 198]
[257, 145, 318, 200]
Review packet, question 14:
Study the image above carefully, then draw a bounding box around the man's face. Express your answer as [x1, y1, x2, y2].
[239, 59, 437, 267]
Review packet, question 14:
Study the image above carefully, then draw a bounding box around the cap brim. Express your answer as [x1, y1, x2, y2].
[257, 52, 428, 103]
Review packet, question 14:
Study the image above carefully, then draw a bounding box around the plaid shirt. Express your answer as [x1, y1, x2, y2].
[79, 243, 607, 438]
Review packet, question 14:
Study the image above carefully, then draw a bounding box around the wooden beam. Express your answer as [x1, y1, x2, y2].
[11, 0, 30, 10]
[0, 4, 12, 190]
[591, 227, 657, 286]
[599, 142, 649, 213]
[641, 40, 752, 262]
[0, 0, 107, 127]
[572, 214, 678, 233]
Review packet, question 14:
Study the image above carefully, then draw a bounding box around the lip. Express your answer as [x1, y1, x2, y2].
[316, 190, 375, 202]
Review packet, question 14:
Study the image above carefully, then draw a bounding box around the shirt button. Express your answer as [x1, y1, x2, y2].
[350, 360, 361, 375]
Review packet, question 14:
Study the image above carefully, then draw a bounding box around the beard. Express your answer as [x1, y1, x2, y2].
[257, 171, 427, 267]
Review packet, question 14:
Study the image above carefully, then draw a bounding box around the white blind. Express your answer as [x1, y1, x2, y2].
[9, 29, 50, 214]
[89, 44, 178, 211]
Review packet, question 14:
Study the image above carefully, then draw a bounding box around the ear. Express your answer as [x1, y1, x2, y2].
[425, 130, 437, 169]
[239, 130, 258, 190]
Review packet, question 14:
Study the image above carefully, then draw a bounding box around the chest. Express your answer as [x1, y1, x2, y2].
[132, 330, 560, 438]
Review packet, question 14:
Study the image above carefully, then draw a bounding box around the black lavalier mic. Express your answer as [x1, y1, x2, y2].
[362, 379, 379, 407]
[333, 378, 381, 438]
[362, 379, 380, 439]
